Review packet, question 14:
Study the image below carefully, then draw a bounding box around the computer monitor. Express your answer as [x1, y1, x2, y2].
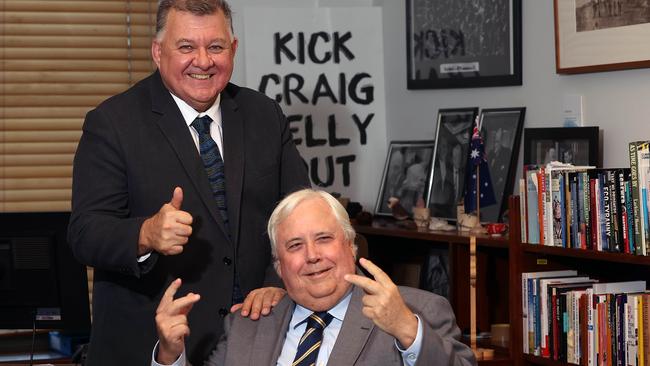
[0, 212, 90, 333]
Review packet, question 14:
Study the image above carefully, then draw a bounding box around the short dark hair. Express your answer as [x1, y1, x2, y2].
[156, 0, 233, 36]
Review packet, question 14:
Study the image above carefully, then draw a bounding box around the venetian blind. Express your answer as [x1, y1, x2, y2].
[1, 0, 158, 212]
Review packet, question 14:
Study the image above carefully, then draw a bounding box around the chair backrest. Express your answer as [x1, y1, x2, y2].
[354, 233, 369, 259]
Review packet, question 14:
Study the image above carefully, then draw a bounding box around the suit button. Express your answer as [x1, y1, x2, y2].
[222, 256, 232, 265]
[218, 308, 228, 317]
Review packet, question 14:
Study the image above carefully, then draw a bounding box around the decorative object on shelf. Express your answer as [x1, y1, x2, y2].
[428, 217, 455, 231]
[485, 222, 508, 236]
[375, 140, 435, 217]
[523, 126, 600, 167]
[464, 116, 495, 233]
[412, 206, 431, 229]
[474, 107, 525, 223]
[427, 108, 478, 222]
[354, 211, 373, 226]
[554, 0, 650, 74]
[457, 212, 480, 232]
[387, 197, 409, 221]
[406, 0, 522, 89]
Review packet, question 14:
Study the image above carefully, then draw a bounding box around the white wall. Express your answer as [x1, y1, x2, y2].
[230, 0, 650, 174]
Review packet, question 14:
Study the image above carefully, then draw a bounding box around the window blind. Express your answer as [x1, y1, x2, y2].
[1, 0, 158, 212]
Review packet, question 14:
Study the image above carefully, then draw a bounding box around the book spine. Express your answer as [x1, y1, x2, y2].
[619, 170, 630, 254]
[583, 171, 593, 250]
[630, 142, 643, 255]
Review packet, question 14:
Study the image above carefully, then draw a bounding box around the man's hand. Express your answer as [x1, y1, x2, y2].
[155, 278, 200, 365]
[139, 187, 193, 256]
[344, 258, 418, 348]
[230, 287, 286, 320]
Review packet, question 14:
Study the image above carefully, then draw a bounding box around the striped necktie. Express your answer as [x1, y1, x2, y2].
[292, 312, 334, 366]
[191, 115, 229, 231]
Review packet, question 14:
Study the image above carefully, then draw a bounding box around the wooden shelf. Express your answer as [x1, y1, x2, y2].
[521, 243, 650, 265]
[354, 219, 509, 249]
[522, 353, 579, 366]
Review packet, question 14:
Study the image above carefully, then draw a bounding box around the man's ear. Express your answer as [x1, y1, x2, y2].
[151, 40, 162, 69]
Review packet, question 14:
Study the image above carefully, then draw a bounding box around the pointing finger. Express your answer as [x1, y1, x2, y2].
[158, 278, 182, 311]
[344, 273, 381, 294]
[358, 258, 392, 285]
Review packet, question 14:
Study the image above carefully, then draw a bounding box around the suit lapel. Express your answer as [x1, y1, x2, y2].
[327, 286, 374, 366]
[219, 88, 245, 248]
[148, 71, 231, 239]
[251, 297, 295, 365]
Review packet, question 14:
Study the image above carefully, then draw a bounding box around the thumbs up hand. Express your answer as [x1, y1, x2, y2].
[138, 187, 193, 256]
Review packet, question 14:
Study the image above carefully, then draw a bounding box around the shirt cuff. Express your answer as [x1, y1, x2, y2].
[138, 252, 152, 263]
[151, 340, 185, 366]
[395, 314, 423, 366]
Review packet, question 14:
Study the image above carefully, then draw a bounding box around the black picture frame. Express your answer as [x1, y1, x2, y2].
[375, 140, 435, 217]
[406, 0, 522, 89]
[427, 107, 478, 221]
[523, 127, 600, 167]
[479, 107, 525, 223]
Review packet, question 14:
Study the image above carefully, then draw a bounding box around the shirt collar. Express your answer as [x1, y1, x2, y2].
[290, 289, 353, 330]
[169, 92, 222, 128]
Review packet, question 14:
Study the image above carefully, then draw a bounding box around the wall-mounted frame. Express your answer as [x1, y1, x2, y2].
[375, 140, 435, 217]
[523, 127, 599, 167]
[406, 0, 522, 89]
[427, 107, 478, 221]
[479, 107, 525, 223]
[554, 0, 650, 74]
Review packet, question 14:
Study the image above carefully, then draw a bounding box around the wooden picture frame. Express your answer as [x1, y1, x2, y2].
[523, 127, 600, 167]
[479, 107, 525, 223]
[427, 108, 478, 221]
[374, 140, 435, 217]
[554, 0, 650, 74]
[406, 0, 522, 89]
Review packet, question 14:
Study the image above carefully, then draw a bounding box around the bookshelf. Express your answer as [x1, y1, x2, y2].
[356, 195, 650, 366]
[354, 206, 516, 365]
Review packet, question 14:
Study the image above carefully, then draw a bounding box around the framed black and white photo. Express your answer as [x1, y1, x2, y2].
[555, 0, 650, 74]
[406, 0, 522, 89]
[427, 108, 478, 221]
[523, 127, 600, 167]
[375, 140, 435, 217]
[479, 107, 525, 223]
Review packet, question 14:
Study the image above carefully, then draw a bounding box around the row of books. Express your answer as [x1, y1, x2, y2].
[522, 270, 648, 365]
[518, 142, 650, 256]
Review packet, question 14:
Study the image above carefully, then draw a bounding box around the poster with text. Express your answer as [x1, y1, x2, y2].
[244, 7, 387, 209]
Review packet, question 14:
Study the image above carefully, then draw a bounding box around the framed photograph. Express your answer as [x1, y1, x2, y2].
[375, 140, 435, 217]
[406, 0, 522, 89]
[523, 127, 600, 167]
[427, 108, 478, 221]
[479, 107, 525, 223]
[554, 0, 650, 74]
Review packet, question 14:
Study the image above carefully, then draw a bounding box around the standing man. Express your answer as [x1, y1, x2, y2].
[68, 0, 309, 365]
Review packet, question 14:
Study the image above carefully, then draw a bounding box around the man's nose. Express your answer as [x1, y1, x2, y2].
[194, 48, 213, 69]
[305, 242, 320, 262]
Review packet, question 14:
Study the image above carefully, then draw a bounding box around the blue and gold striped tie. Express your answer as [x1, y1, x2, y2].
[191, 115, 229, 231]
[292, 312, 334, 366]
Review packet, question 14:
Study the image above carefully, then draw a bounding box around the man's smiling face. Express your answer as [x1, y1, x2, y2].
[152, 8, 237, 112]
[275, 197, 357, 312]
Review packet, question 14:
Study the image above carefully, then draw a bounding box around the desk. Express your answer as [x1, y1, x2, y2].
[0, 331, 74, 365]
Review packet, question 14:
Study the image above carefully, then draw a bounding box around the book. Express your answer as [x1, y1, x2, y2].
[630, 142, 643, 255]
[522, 270, 578, 354]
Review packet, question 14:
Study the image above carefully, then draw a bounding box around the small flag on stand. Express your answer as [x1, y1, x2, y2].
[464, 118, 496, 214]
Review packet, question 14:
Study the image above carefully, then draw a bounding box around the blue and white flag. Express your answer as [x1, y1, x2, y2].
[464, 119, 497, 213]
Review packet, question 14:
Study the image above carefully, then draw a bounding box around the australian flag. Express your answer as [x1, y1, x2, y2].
[464, 121, 497, 213]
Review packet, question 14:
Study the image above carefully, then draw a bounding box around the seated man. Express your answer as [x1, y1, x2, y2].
[153, 189, 476, 366]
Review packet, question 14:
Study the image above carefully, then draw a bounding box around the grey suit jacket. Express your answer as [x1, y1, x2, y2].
[69, 71, 309, 365]
[205, 285, 476, 366]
